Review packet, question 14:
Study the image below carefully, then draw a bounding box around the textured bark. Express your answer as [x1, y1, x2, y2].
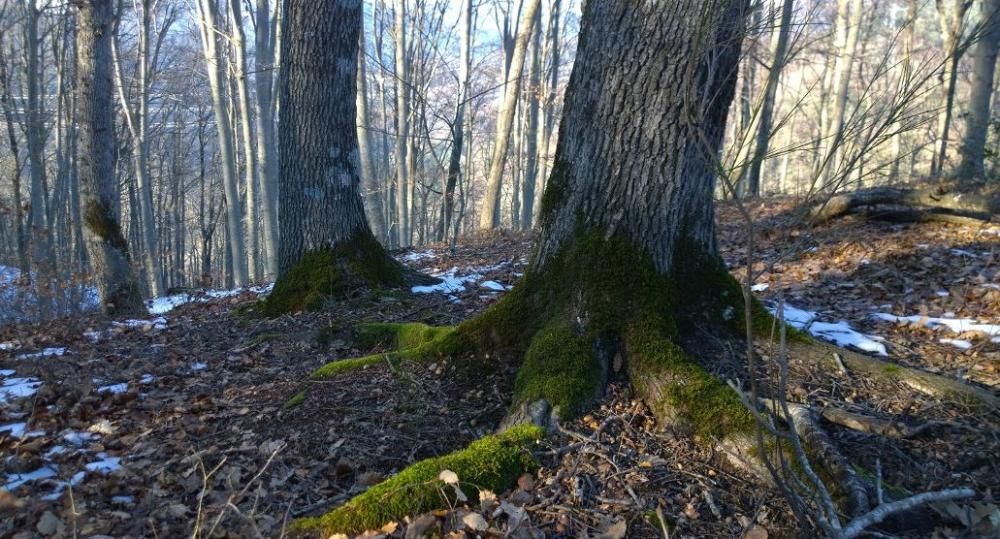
[889, 0, 917, 183]
[195, 0, 248, 286]
[533, 0, 560, 226]
[0, 40, 29, 275]
[535, 0, 745, 273]
[24, 2, 54, 296]
[277, 0, 376, 274]
[478, 0, 541, 230]
[817, 0, 863, 187]
[958, 0, 1000, 179]
[808, 185, 998, 223]
[74, 0, 144, 316]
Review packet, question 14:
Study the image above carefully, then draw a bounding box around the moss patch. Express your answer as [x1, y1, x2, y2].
[292, 424, 543, 536]
[285, 390, 307, 409]
[263, 232, 405, 316]
[513, 321, 602, 419]
[354, 322, 456, 351]
[310, 327, 471, 379]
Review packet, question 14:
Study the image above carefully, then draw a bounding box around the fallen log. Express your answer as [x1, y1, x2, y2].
[809, 186, 998, 224]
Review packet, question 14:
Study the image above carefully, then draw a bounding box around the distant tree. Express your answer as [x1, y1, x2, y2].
[74, 0, 144, 315]
[959, 0, 1000, 179]
[264, 0, 407, 315]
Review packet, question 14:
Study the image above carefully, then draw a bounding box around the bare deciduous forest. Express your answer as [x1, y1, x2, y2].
[1, 0, 999, 537]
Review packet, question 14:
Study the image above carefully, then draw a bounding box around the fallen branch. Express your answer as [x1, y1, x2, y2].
[820, 407, 971, 439]
[808, 186, 997, 224]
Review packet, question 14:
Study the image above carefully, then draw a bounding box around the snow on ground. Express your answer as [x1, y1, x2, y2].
[146, 283, 274, 315]
[411, 262, 514, 297]
[0, 265, 100, 325]
[0, 342, 17, 351]
[15, 347, 66, 360]
[398, 249, 439, 262]
[940, 338, 974, 350]
[768, 303, 888, 355]
[871, 313, 1000, 337]
[0, 375, 43, 405]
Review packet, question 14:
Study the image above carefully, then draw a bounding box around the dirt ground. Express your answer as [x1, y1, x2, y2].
[1, 200, 997, 538]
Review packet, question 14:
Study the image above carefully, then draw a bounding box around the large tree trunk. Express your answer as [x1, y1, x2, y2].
[266, 0, 406, 316]
[958, 0, 1000, 179]
[478, 0, 541, 230]
[229, 0, 261, 282]
[75, 0, 144, 316]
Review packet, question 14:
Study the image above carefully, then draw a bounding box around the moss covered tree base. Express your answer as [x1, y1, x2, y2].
[263, 232, 408, 316]
[297, 231, 996, 535]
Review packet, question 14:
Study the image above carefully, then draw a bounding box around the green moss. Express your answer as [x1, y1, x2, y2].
[311, 327, 472, 379]
[262, 232, 405, 316]
[292, 424, 544, 536]
[538, 159, 570, 225]
[354, 322, 456, 351]
[247, 332, 281, 347]
[285, 390, 307, 409]
[882, 363, 902, 376]
[513, 321, 602, 419]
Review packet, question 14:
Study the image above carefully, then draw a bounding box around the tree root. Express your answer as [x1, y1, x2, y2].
[782, 340, 999, 410]
[808, 185, 998, 225]
[819, 407, 972, 439]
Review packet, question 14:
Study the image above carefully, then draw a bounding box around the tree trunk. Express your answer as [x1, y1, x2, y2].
[746, 0, 794, 198]
[0, 40, 29, 274]
[889, 0, 917, 183]
[958, 0, 1000, 179]
[267, 0, 406, 316]
[253, 0, 280, 279]
[817, 0, 863, 188]
[195, 0, 248, 287]
[931, 0, 971, 177]
[437, 0, 473, 243]
[478, 0, 541, 230]
[74, 0, 144, 316]
[394, 0, 411, 247]
[357, 20, 388, 242]
[521, 6, 542, 229]
[229, 0, 261, 282]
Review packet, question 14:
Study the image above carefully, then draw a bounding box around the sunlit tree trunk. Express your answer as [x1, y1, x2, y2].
[931, 0, 971, 177]
[818, 0, 863, 188]
[229, 0, 261, 281]
[521, 6, 542, 229]
[357, 19, 387, 243]
[253, 0, 280, 279]
[394, 0, 411, 247]
[438, 0, 474, 243]
[479, 0, 541, 230]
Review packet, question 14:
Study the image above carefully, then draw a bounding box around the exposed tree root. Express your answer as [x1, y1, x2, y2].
[780, 339, 999, 410]
[819, 406, 972, 439]
[808, 185, 998, 225]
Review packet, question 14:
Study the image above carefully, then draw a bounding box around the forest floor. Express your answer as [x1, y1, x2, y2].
[1, 197, 998, 538]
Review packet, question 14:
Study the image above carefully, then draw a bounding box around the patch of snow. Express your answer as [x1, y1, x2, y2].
[140, 374, 155, 384]
[111, 495, 135, 505]
[96, 382, 128, 395]
[399, 250, 438, 262]
[871, 313, 1000, 337]
[935, 290, 950, 297]
[146, 284, 274, 315]
[411, 267, 479, 294]
[44, 445, 67, 457]
[190, 361, 208, 371]
[0, 342, 17, 350]
[15, 347, 66, 360]
[950, 248, 976, 258]
[983, 283, 1000, 290]
[0, 422, 26, 437]
[85, 453, 121, 474]
[3, 465, 58, 491]
[751, 283, 769, 292]
[940, 338, 973, 350]
[480, 280, 506, 292]
[770, 303, 888, 356]
[41, 471, 86, 501]
[63, 430, 98, 445]
[114, 317, 167, 331]
[0, 376, 43, 404]
[0, 369, 14, 376]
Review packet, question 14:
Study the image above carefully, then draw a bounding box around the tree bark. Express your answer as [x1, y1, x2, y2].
[393, 0, 411, 247]
[437, 0, 473, 243]
[229, 0, 261, 282]
[521, 5, 542, 228]
[357, 19, 388, 243]
[253, 0, 280, 279]
[817, 0, 863, 188]
[269, 0, 404, 315]
[958, 0, 1000, 179]
[478, 0, 541, 230]
[74, 0, 144, 315]
[931, 0, 972, 177]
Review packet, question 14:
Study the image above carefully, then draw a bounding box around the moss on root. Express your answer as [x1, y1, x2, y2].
[310, 325, 471, 379]
[353, 322, 456, 351]
[263, 232, 405, 316]
[292, 424, 543, 536]
[513, 321, 602, 420]
[285, 390, 307, 409]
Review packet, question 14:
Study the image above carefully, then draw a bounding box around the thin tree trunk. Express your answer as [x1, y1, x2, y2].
[229, 0, 261, 282]
[24, 1, 54, 298]
[931, 0, 971, 177]
[75, 0, 144, 315]
[534, 0, 560, 226]
[196, 0, 248, 286]
[479, 0, 541, 230]
[0, 39, 29, 274]
[394, 0, 411, 247]
[889, 0, 917, 183]
[745, 0, 794, 197]
[818, 0, 863, 188]
[438, 0, 474, 242]
[253, 0, 279, 279]
[357, 19, 387, 242]
[520, 5, 542, 229]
